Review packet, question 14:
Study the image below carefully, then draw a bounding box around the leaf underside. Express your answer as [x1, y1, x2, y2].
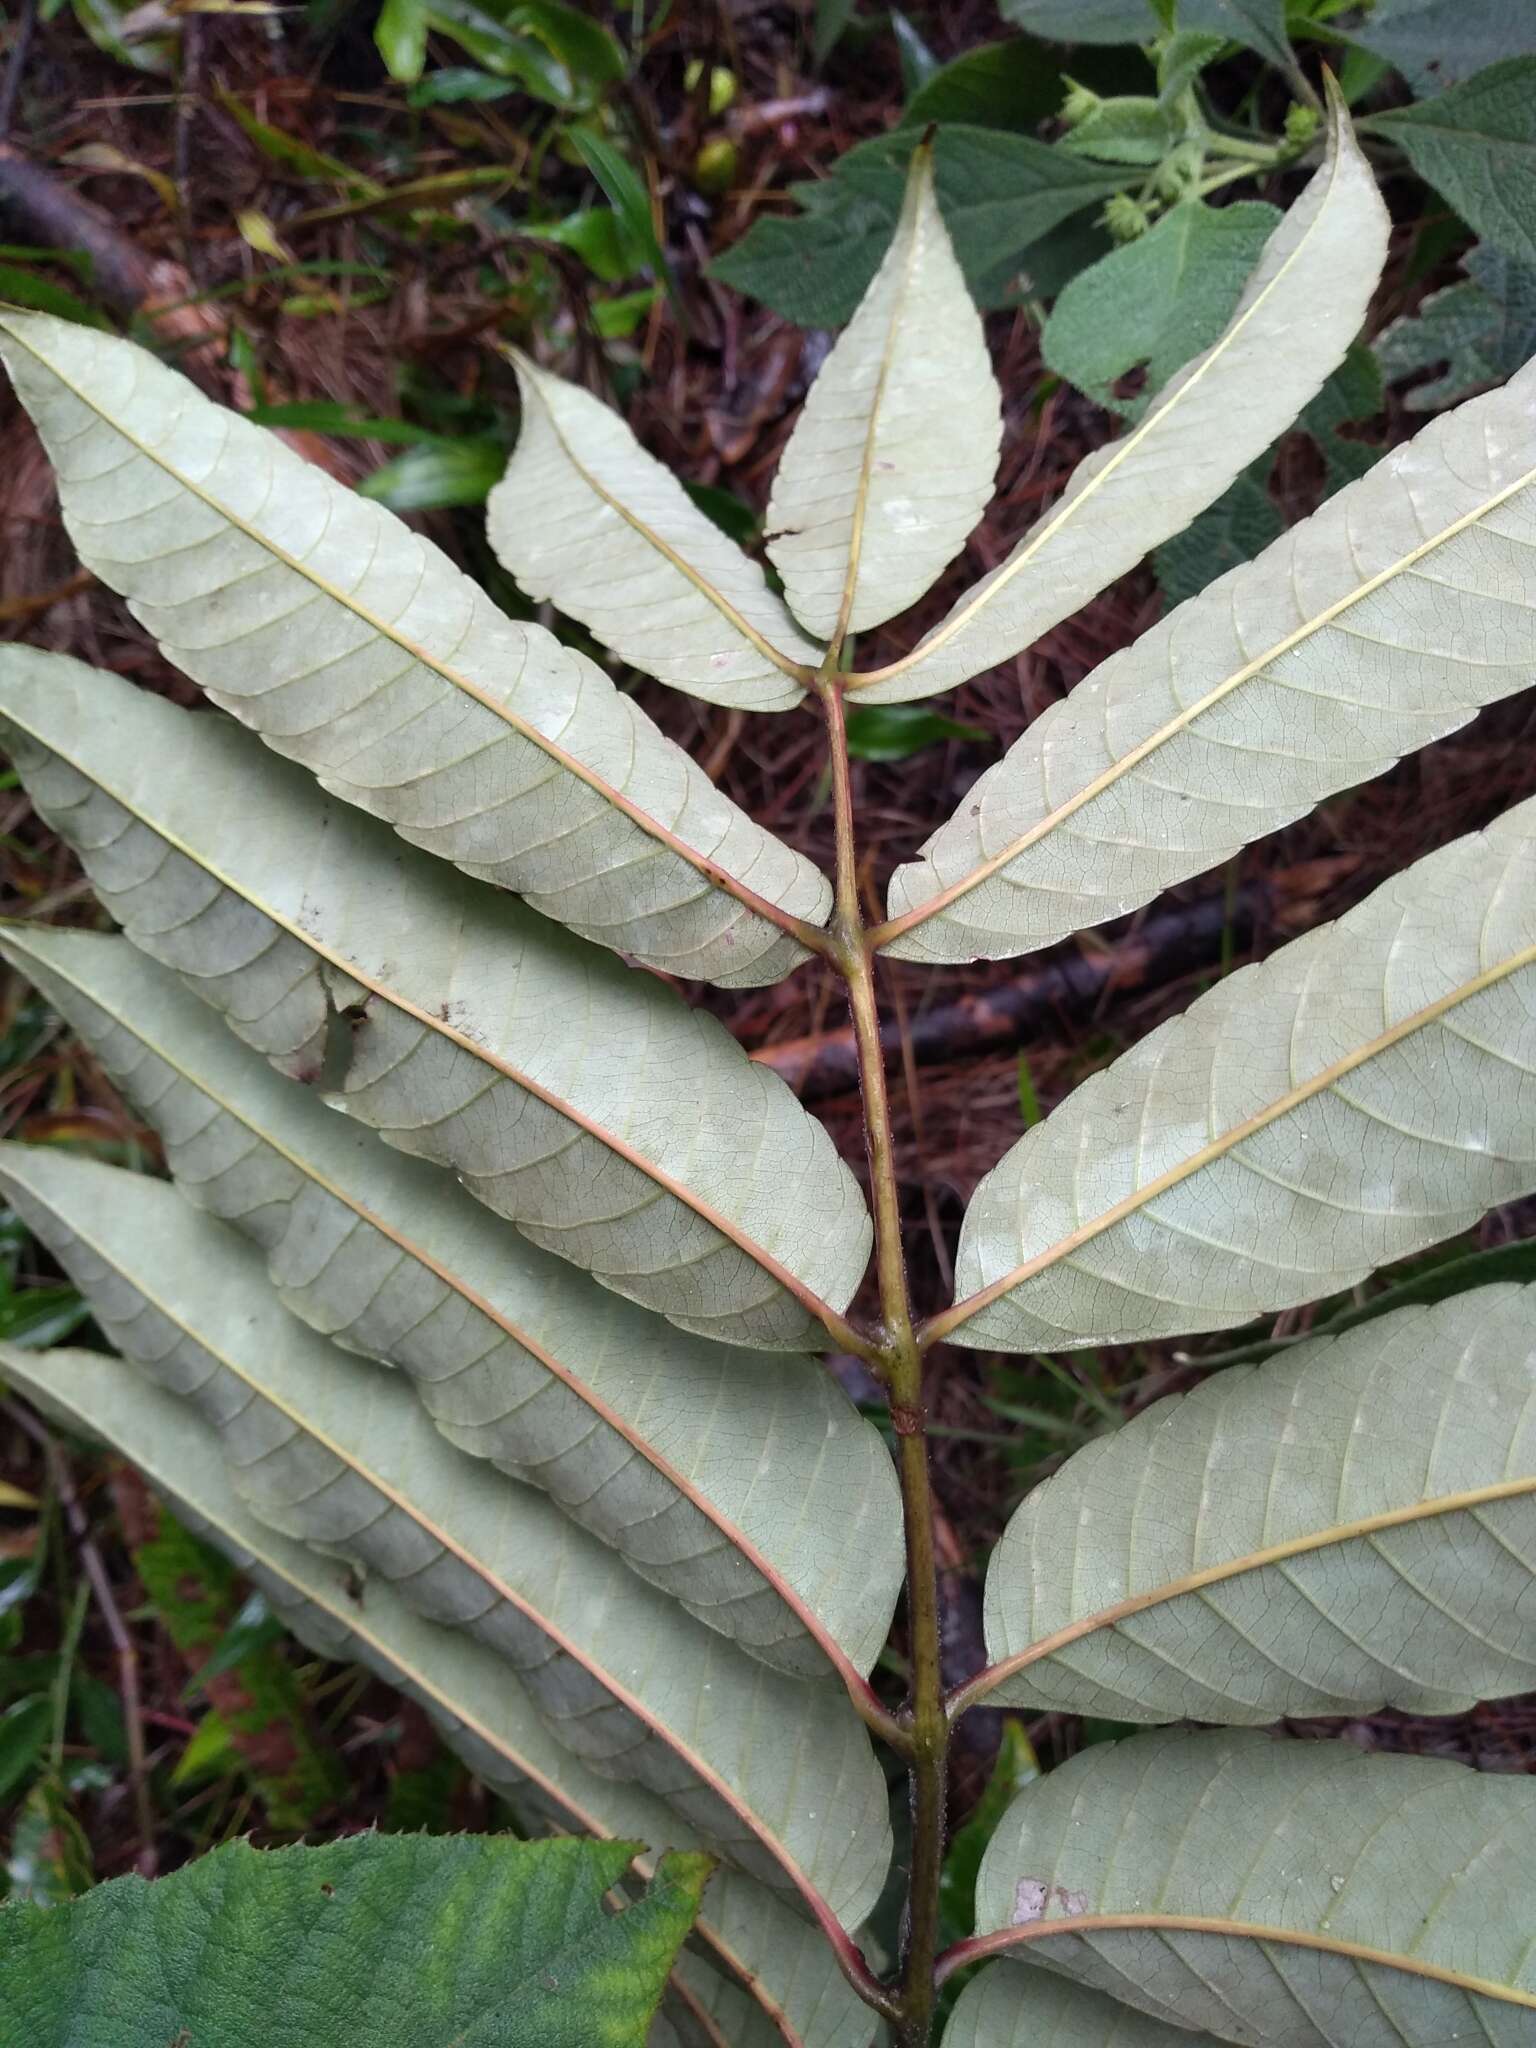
[852, 96, 1388, 705]
[0, 1341, 872, 2048]
[488, 354, 818, 713]
[0, 310, 829, 989]
[982, 1283, 1536, 1721]
[947, 796, 1536, 1351]
[974, 1730, 1536, 2048]
[0, 922, 902, 1682]
[884, 355, 1536, 962]
[0, 651, 873, 1352]
[942, 1967, 1233, 2048]
[0, 1152, 892, 1935]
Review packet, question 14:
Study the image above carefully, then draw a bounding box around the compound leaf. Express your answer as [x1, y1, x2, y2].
[0, 654, 871, 1352]
[764, 145, 1003, 642]
[975, 1284, 1536, 1721]
[0, 311, 830, 988]
[0, 1159, 892, 1934]
[0, 1341, 875, 2048]
[487, 355, 819, 712]
[0, 923, 901, 1683]
[936, 798, 1536, 1351]
[0, 1830, 707, 2048]
[881, 356, 1536, 963]
[850, 94, 1387, 705]
[972, 1730, 1536, 2047]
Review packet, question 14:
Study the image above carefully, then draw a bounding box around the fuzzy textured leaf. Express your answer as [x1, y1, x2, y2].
[487, 355, 818, 711]
[943, 1969, 1233, 2048]
[1354, 1, 1536, 93]
[850, 98, 1388, 704]
[973, 1730, 1536, 2046]
[977, 1284, 1536, 1720]
[0, 1342, 878, 2048]
[0, 1156, 892, 1931]
[1374, 58, 1536, 267]
[0, 310, 830, 986]
[765, 146, 1002, 640]
[0, 1832, 708, 2048]
[882, 356, 1536, 962]
[0, 653, 871, 1350]
[939, 798, 1536, 1351]
[0, 923, 900, 1681]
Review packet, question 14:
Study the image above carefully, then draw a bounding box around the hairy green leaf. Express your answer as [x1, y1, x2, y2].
[0, 1342, 877, 2048]
[943, 1968, 1232, 2048]
[935, 798, 1536, 1351]
[972, 1730, 1536, 2046]
[881, 355, 1536, 962]
[852, 96, 1387, 704]
[0, 654, 871, 1350]
[0, 311, 830, 987]
[1042, 199, 1280, 411]
[765, 146, 1002, 641]
[975, 1283, 1536, 1721]
[0, 1830, 707, 2047]
[1355, 1, 1536, 94]
[488, 355, 817, 711]
[0, 923, 901, 1681]
[0, 1162, 893, 1931]
[709, 126, 1123, 329]
[1373, 58, 1536, 270]
[1377, 241, 1536, 409]
[900, 40, 1065, 132]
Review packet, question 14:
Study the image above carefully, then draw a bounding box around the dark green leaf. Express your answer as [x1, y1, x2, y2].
[890, 9, 940, 92]
[245, 402, 447, 446]
[901, 39, 1063, 131]
[508, 0, 624, 92]
[356, 439, 508, 510]
[0, 268, 108, 330]
[0, 1696, 51, 1804]
[0, 1835, 711, 2045]
[997, 0, 1156, 38]
[193, 1589, 286, 1686]
[569, 127, 678, 307]
[1043, 198, 1280, 411]
[1351, 0, 1536, 94]
[711, 124, 1124, 326]
[682, 481, 759, 545]
[812, 0, 858, 67]
[406, 65, 513, 104]
[422, 0, 574, 102]
[1156, 28, 1227, 103]
[1377, 241, 1536, 408]
[0, 1283, 88, 1348]
[1372, 58, 1536, 268]
[844, 705, 989, 761]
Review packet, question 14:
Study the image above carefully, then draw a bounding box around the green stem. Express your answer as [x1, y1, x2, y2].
[818, 674, 948, 2047]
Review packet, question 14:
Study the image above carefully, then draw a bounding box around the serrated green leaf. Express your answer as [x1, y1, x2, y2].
[1378, 241, 1536, 409]
[0, 923, 901, 1680]
[1373, 57, 1536, 269]
[0, 1831, 706, 2046]
[975, 1283, 1536, 1721]
[971, 1730, 1536, 2046]
[710, 126, 1124, 329]
[765, 146, 1003, 641]
[1043, 199, 1280, 410]
[0, 311, 831, 988]
[0, 655, 871, 1350]
[0, 1342, 881, 2048]
[880, 354, 1536, 963]
[488, 355, 817, 710]
[1058, 97, 1177, 167]
[0, 1163, 893, 1932]
[934, 798, 1536, 1351]
[852, 95, 1386, 705]
[1353, 0, 1536, 94]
